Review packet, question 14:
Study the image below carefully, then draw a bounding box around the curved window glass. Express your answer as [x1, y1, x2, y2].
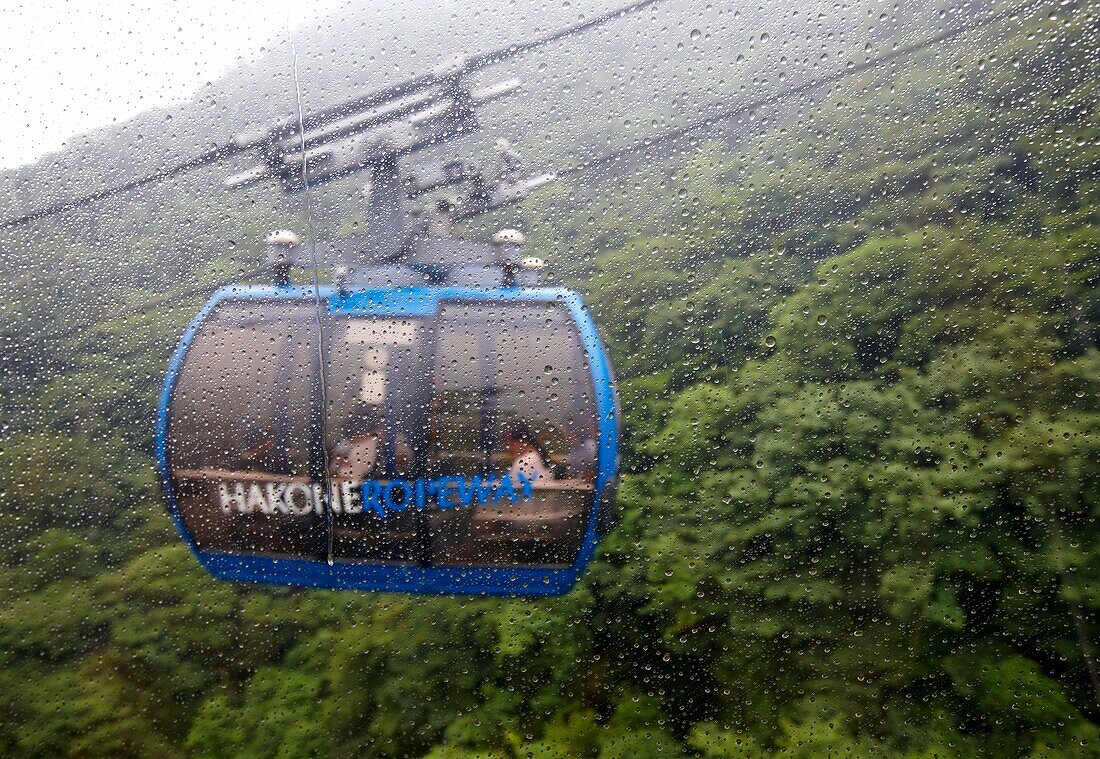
[167, 301, 325, 558]
[428, 301, 597, 567]
[324, 315, 431, 563]
[166, 296, 599, 569]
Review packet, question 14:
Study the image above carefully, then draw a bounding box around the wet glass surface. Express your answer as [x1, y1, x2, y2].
[1, 0, 1097, 755]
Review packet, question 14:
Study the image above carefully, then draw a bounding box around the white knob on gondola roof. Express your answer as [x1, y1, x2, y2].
[266, 229, 301, 246]
[492, 228, 526, 245]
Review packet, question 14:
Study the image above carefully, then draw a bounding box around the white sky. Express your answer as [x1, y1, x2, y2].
[0, 0, 343, 170]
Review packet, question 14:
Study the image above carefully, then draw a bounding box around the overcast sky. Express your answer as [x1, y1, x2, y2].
[0, 0, 343, 170]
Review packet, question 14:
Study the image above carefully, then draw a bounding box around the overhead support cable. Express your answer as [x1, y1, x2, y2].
[0, 144, 238, 230]
[557, 0, 1052, 180]
[0, 0, 662, 230]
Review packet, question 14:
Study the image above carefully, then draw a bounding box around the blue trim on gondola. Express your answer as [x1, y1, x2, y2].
[155, 285, 619, 596]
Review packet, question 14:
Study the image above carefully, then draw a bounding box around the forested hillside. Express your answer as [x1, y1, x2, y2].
[0, 1, 1096, 757]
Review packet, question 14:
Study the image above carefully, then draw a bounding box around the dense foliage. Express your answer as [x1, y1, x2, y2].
[0, 5, 1096, 757]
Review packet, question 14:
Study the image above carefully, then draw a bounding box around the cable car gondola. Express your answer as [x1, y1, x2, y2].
[156, 270, 619, 595]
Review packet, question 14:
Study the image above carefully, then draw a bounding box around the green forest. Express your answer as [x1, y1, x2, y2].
[0, 3, 1096, 757]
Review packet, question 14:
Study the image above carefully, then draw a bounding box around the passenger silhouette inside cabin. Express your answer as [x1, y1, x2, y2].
[504, 421, 553, 483]
[332, 406, 384, 480]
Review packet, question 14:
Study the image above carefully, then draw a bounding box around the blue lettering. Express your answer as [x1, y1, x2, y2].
[472, 475, 496, 505]
[432, 478, 453, 509]
[361, 481, 386, 517]
[453, 476, 474, 507]
[354, 474, 535, 517]
[383, 480, 411, 512]
[494, 474, 516, 504]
